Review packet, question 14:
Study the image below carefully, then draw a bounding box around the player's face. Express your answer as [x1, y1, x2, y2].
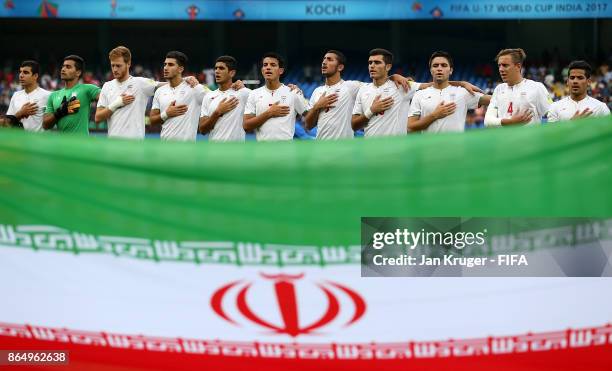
[60, 60, 80, 82]
[430, 56, 452, 84]
[497, 55, 521, 83]
[368, 55, 390, 80]
[18, 66, 37, 87]
[261, 57, 283, 82]
[567, 69, 589, 96]
[110, 57, 130, 80]
[163, 58, 183, 79]
[214, 62, 235, 84]
[321, 53, 343, 77]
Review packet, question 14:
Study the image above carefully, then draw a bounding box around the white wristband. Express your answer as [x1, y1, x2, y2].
[160, 111, 169, 122]
[364, 108, 374, 120]
[108, 96, 125, 112]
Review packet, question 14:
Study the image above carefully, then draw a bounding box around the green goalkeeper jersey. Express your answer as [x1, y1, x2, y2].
[45, 84, 101, 134]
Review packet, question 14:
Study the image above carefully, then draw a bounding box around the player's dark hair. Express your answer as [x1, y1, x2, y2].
[261, 52, 285, 68]
[369, 48, 393, 65]
[428, 51, 454, 69]
[64, 55, 85, 73]
[216, 55, 238, 72]
[165, 51, 188, 68]
[20, 60, 40, 76]
[567, 60, 592, 79]
[326, 50, 346, 66]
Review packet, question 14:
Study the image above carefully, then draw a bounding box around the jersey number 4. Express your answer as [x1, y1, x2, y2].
[507, 102, 513, 115]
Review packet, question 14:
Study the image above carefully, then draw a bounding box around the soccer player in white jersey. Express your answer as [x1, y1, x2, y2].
[243, 52, 308, 141]
[409, 51, 491, 133]
[199, 56, 250, 142]
[2, 60, 50, 131]
[305, 50, 413, 140]
[95, 46, 199, 139]
[351, 48, 418, 138]
[150, 51, 208, 141]
[548, 60, 610, 122]
[484, 48, 551, 127]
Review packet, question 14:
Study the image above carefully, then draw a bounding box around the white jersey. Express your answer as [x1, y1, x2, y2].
[200, 87, 250, 142]
[244, 84, 308, 141]
[547, 96, 610, 123]
[398, 81, 422, 127]
[409, 85, 483, 133]
[152, 82, 208, 141]
[484, 78, 551, 127]
[6, 87, 50, 132]
[352, 79, 412, 138]
[308, 80, 361, 140]
[98, 76, 156, 139]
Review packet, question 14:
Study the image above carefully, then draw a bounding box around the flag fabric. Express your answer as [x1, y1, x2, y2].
[1, 118, 611, 370]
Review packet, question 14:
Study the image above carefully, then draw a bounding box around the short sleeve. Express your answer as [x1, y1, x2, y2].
[44, 93, 55, 114]
[200, 96, 211, 118]
[97, 85, 109, 108]
[352, 87, 365, 116]
[466, 91, 483, 110]
[6, 95, 17, 116]
[547, 103, 560, 123]
[308, 88, 322, 111]
[596, 102, 611, 116]
[139, 77, 156, 97]
[87, 84, 101, 100]
[536, 83, 552, 117]
[151, 90, 161, 111]
[294, 92, 308, 115]
[244, 90, 257, 115]
[238, 87, 251, 102]
[408, 93, 423, 117]
[194, 85, 208, 104]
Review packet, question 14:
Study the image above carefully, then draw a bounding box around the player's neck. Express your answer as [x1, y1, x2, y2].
[373, 76, 388, 87]
[433, 81, 450, 90]
[507, 76, 523, 87]
[169, 76, 183, 88]
[64, 79, 79, 89]
[218, 80, 233, 91]
[117, 74, 130, 83]
[325, 74, 341, 86]
[570, 92, 587, 102]
[265, 80, 281, 90]
[24, 84, 38, 94]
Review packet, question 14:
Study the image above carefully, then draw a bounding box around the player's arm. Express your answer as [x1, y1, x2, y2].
[484, 102, 532, 127]
[547, 105, 560, 123]
[449, 81, 484, 95]
[408, 101, 457, 132]
[199, 97, 239, 134]
[149, 109, 163, 125]
[43, 96, 80, 130]
[3, 97, 37, 128]
[95, 95, 135, 123]
[478, 95, 492, 106]
[243, 102, 289, 131]
[351, 95, 392, 131]
[304, 91, 338, 130]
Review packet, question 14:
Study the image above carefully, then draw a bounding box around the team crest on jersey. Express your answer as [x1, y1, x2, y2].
[450, 93, 456, 100]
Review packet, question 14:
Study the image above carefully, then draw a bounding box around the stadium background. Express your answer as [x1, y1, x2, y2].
[1, 2, 611, 136]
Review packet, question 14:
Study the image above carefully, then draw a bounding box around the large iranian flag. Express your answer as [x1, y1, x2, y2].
[1, 119, 611, 370]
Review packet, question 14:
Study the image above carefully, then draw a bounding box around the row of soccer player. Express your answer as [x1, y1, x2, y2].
[2, 46, 609, 141]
